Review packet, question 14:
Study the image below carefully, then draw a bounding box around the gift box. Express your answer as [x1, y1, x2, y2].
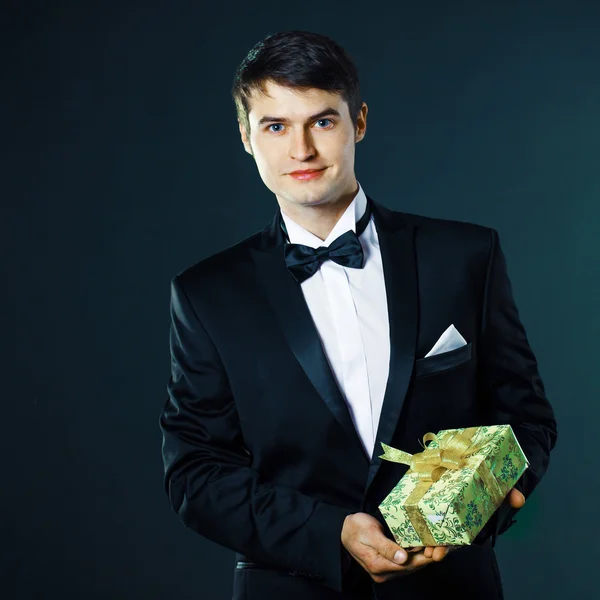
[378, 425, 529, 547]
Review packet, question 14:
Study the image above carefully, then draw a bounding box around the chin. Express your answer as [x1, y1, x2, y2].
[293, 193, 331, 206]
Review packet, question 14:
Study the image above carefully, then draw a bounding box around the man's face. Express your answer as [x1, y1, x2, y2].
[239, 80, 367, 215]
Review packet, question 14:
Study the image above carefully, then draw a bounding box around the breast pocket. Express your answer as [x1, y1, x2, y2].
[414, 341, 472, 378]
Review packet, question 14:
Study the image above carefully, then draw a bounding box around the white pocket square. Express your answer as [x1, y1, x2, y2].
[425, 324, 467, 358]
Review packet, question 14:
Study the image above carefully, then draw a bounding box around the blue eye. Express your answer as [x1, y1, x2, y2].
[316, 118, 333, 127]
[266, 118, 335, 133]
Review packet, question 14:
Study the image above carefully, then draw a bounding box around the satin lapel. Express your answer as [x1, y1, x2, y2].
[365, 199, 418, 492]
[250, 210, 369, 462]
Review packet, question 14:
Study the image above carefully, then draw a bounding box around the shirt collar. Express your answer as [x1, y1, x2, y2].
[280, 181, 368, 249]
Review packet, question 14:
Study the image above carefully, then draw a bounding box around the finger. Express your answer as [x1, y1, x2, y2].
[378, 542, 408, 566]
[509, 488, 526, 508]
[350, 546, 402, 575]
[349, 518, 409, 568]
[365, 548, 409, 576]
[358, 521, 409, 566]
[372, 550, 437, 583]
[424, 546, 434, 558]
[407, 546, 424, 553]
[431, 546, 449, 562]
[403, 551, 435, 570]
[382, 550, 434, 573]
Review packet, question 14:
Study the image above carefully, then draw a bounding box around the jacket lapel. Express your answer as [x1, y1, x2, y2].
[250, 209, 369, 463]
[249, 197, 419, 480]
[365, 198, 418, 492]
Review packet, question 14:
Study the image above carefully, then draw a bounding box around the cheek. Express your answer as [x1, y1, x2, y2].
[341, 142, 355, 163]
[252, 144, 277, 171]
[253, 152, 272, 177]
[252, 152, 282, 190]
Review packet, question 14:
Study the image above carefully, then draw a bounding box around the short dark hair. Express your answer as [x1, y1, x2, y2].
[231, 30, 362, 136]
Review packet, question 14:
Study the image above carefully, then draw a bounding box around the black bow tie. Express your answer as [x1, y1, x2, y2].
[281, 202, 372, 284]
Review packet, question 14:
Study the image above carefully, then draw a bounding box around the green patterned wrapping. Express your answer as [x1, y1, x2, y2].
[378, 425, 529, 547]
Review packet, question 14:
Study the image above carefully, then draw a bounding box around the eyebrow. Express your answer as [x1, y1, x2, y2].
[257, 107, 342, 126]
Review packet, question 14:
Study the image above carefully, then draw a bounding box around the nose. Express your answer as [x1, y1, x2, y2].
[288, 127, 316, 161]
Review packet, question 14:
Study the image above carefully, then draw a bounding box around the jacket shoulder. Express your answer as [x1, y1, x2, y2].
[401, 209, 493, 238]
[372, 203, 500, 276]
[171, 227, 265, 291]
[392, 208, 497, 255]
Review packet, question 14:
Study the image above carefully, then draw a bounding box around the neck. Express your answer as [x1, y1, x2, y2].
[279, 183, 359, 241]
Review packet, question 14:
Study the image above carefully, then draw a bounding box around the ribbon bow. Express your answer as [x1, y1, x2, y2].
[379, 427, 486, 482]
[283, 231, 364, 284]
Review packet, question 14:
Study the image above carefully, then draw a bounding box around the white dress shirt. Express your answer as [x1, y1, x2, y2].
[280, 182, 390, 459]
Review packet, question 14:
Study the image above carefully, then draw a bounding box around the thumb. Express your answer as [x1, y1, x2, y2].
[380, 541, 408, 565]
[509, 488, 526, 508]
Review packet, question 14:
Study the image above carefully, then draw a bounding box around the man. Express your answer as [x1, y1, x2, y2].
[159, 30, 557, 600]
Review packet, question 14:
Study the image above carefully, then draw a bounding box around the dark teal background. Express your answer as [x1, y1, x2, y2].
[4, 1, 597, 598]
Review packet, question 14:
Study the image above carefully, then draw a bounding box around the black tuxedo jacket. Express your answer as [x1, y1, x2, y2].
[159, 197, 557, 600]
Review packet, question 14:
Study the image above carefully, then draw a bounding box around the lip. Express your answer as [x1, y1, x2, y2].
[289, 168, 326, 180]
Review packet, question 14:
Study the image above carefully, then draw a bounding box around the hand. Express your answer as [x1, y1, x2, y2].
[341, 512, 451, 584]
[423, 487, 526, 558]
[507, 487, 526, 509]
[411, 544, 459, 561]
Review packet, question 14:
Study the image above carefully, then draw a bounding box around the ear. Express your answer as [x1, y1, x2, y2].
[355, 102, 368, 143]
[238, 120, 253, 156]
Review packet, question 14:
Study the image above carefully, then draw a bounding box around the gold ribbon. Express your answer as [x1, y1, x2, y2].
[379, 427, 505, 546]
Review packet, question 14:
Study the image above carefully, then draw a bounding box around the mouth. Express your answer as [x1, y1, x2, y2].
[288, 167, 327, 181]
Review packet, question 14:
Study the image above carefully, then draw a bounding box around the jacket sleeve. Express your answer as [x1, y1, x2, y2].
[158, 275, 352, 593]
[476, 228, 558, 544]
